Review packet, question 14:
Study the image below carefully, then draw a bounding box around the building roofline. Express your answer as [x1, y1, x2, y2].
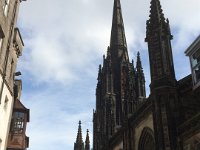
[185, 34, 200, 56]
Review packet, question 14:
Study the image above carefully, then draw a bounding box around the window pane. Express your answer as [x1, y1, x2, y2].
[13, 118, 24, 133]
[11, 112, 25, 134]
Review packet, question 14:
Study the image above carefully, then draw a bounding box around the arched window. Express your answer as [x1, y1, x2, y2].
[138, 127, 155, 150]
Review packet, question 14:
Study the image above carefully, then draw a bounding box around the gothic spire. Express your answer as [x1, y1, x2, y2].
[149, 0, 165, 25]
[74, 121, 84, 150]
[85, 129, 90, 150]
[110, 0, 127, 51]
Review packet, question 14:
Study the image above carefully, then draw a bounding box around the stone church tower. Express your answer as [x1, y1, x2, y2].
[93, 0, 145, 149]
[145, 0, 180, 149]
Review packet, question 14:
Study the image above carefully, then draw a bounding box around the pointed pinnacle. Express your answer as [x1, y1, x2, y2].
[76, 120, 83, 144]
[97, 65, 102, 81]
[110, 0, 127, 48]
[85, 129, 90, 144]
[149, 0, 165, 24]
[136, 52, 143, 71]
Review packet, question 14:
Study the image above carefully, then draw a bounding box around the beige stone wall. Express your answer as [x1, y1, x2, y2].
[0, 0, 21, 90]
[134, 113, 154, 150]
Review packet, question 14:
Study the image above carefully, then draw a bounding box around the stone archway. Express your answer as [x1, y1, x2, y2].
[138, 127, 155, 150]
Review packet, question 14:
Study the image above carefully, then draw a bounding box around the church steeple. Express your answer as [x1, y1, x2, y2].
[93, 0, 146, 149]
[85, 129, 90, 150]
[110, 0, 128, 61]
[145, 0, 176, 90]
[74, 121, 84, 150]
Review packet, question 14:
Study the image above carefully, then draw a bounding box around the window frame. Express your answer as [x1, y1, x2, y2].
[11, 111, 25, 134]
[190, 48, 200, 88]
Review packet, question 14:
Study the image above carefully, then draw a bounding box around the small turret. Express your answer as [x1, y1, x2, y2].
[85, 129, 90, 150]
[74, 121, 84, 150]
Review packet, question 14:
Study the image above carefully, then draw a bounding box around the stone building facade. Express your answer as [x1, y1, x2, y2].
[93, 0, 200, 150]
[0, 0, 29, 150]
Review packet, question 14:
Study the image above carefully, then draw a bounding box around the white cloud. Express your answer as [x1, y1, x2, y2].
[18, 0, 200, 85]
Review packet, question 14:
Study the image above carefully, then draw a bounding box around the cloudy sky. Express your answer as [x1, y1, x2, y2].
[17, 0, 200, 149]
